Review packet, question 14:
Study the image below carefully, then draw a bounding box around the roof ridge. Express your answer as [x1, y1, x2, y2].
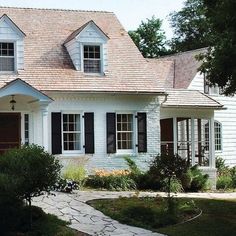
[0, 5, 114, 14]
[159, 47, 208, 59]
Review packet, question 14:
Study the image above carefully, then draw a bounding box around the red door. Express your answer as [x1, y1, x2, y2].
[0, 113, 21, 154]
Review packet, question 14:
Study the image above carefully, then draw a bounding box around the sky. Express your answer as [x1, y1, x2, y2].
[0, 0, 184, 39]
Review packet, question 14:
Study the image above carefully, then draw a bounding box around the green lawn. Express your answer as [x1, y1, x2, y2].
[88, 197, 236, 236]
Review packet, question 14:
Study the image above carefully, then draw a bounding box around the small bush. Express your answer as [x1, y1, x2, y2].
[162, 177, 184, 193]
[62, 165, 86, 188]
[230, 167, 236, 188]
[86, 169, 136, 191]
[181, 165, 209, 192]
[53, 178, 78, 193]
[0, 144, 61, 230]
[217, 175, 233, 190]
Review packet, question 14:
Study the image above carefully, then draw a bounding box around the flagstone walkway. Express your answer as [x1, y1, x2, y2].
[33, 191, 236, 236]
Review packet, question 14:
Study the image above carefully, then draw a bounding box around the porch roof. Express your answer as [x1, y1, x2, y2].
[162, 89, 224, 109]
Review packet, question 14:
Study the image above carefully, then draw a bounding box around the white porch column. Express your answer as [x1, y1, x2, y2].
[191, 118, 195, 166]
[173, 117, 178, 154]
[40, 102, 49, 152]
[209, 117, 215, 168]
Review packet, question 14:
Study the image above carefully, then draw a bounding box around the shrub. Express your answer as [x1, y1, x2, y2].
[62, 164, 86, 188]
[148, 154, 189, 194]
[0, 144, 61, 229]
[216, 157, 236, 190]
[230, 167, 236, 188]
[181, 165, 209, 192]
[53, 178, 78, 193]
[217, 175, 233, 190]
[162, 177, 183, 193]
[86, 169, 136, 191]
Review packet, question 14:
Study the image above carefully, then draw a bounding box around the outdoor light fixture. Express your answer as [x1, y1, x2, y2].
[10, 95, 16, 111]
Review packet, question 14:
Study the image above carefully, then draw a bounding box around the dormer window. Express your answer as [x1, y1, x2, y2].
[0, 42, 15, 72]
[83, 45, 101, 73]
[64, 20, 109, 74]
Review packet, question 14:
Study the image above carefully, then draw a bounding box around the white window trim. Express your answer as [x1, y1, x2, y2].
[0, 40, 17, 74]
[61, 111, 84, 155]
[116, 112, 136, 155]
[80, 42, 104, 75]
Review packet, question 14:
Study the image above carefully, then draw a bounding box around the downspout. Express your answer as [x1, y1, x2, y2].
[173, 59, 176, 88]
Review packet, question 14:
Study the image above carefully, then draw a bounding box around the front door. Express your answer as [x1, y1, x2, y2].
[0, 113, 21, 154]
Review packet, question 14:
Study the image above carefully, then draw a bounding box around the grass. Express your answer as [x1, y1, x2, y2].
[88, 197, 236, 236]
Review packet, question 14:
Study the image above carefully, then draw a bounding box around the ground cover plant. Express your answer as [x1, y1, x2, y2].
[89, 197, 236, 236]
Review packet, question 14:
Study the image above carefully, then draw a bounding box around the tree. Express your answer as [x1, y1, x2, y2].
[0, 144, 61, 228]
[169, 0, 210, 52]
[198, 0, 236, 95]
[128, 16, 167, 58]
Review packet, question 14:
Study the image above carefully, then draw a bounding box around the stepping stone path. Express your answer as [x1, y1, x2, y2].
[33, 191, 164, 236]
[33, 190, 236, 236]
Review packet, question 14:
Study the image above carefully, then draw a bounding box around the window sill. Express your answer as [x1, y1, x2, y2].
[62, 151, 83, 156]
[0, 71, 17, 75]
[84, 72, 105, 77]
[116, 149, 135, 155]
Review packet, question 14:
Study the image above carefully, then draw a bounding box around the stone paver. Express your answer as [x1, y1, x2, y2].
[33, 191, 236, 236]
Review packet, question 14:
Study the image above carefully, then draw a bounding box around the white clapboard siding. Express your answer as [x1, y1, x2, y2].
[65, 39, 81, 70]
[188, 73, 236, 166]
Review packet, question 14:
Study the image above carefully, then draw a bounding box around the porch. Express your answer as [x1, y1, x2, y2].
[0, 79, 52, 153]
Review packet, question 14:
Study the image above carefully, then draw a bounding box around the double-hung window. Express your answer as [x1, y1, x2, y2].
[83, 45, 101, 73]
[0, 42, 15, 72]
[117, 114, 133, 151]
[205, 121, 222, 151]
[63, 114, 81, 152]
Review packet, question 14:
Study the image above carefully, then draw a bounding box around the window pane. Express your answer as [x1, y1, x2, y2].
[0, 57, 14, 71]
[24, 114, 29, 145]
[117, 114, 133, 150]
[84, 59, 100, 73]
[63, 114, 81, 151]
[83, 45, 101, 73]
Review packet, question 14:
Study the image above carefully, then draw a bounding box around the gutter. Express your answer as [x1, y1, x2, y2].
[161, 105, 226, 110]
[42, 90, 167, 96]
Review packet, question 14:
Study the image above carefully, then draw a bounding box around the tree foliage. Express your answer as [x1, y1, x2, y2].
[198, 0, 236, 95]
[169, 0, 210, 52]
[128, 16, 167, 58]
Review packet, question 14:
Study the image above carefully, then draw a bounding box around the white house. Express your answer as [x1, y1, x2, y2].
[0, 7, 222, 185]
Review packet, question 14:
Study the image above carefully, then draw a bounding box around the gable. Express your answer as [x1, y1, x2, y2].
[0, 14, 25, 40]
[0, 79, 52, 102]
[76, 21, 109, 44]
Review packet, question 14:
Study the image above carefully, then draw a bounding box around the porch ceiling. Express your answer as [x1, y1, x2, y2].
[162, 89, 224, 110]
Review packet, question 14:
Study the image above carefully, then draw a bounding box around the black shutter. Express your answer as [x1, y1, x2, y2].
[84, 112, 94, 154]
[137, 112, 147, 152]
[51, 112, 62, 154]
[106, 113, 116, 153]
